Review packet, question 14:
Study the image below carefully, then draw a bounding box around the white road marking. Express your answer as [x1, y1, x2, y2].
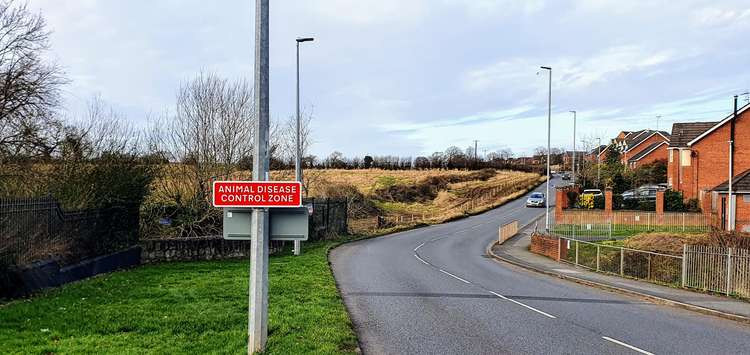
[414, 242, 425, 251]
[439, 269, 471, 284]
[414, 254, 429, 265]
[489, 291, 556, 319]
[602, 337, 654, 355]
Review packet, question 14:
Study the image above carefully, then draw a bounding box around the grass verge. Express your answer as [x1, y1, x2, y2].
[0, 240, 358, 354]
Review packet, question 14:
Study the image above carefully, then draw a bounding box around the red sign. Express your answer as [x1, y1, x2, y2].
[212, 181, 302, 208]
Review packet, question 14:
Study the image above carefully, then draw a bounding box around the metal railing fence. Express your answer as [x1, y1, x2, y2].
[559, 236, 683, 285]
[0, 196, 139, 268]
[553, 211, 712, 241]
[683, 245, 750, 298]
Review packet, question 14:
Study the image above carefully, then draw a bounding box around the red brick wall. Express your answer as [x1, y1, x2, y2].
[692, 109, 750, 204]
[632, 148, 667, 169]
[621, 133, 669, 166]
[530, 234, 563, 261]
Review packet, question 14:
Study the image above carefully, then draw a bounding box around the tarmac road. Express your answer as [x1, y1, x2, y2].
[330, 178, 750, 354]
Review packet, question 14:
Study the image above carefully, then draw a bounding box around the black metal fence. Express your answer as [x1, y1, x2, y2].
[304, 197, 348, 241]
[0, 196, 140, 268]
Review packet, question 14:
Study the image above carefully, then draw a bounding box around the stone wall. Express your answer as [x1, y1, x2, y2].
[140, 237, 284, 263]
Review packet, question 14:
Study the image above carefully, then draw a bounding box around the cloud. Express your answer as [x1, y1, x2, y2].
[693, 7, 750, 27]
[300, 0, 430, 26]
[463, 45, 676, 93]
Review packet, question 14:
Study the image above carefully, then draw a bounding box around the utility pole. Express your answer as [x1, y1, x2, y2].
[728, 96, 738, 231]
[294, 36, 314, 256]
[541, 66, 552, 232]
[656, 115, 661, 131]
[570, 110, 576, 185]
[249, 0, 269, 352]
[473, 140, 478, 169]
[597, 137, 602, 187]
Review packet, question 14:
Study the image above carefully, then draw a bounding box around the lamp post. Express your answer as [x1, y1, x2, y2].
[570, 110, 576, 185]
[541, 66, 552, 231]
[294, 36, 313, 255]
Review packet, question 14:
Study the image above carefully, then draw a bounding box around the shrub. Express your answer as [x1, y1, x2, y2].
[566, 190, 579, 207]
[593, 195, 605, 209]
[685, 198, 700, 213]
[665, 190, 686, 212]
[578, 194, 595, 209]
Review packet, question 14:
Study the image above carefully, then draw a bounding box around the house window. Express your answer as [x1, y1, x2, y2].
[669, 150, 673, 163]
[680, 150, 691, 166]
[744, 195, 750, 204]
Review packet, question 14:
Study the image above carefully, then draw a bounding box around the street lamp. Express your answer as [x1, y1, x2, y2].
[570, 110, 576, 186]
[295, 36, 314, 255]
[540, 66, 552, 232]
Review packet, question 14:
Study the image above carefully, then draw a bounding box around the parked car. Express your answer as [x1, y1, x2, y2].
[562, 173, 571, 180]
[582, 189, 603, 197]
[624, 185, 666, 201]
[526, 192, 546, 207]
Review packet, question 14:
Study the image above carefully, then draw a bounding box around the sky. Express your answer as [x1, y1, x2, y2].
[29, 0, 750, 158]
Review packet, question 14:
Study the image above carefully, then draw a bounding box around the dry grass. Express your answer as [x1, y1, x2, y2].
[145, 167, 544, 235]
[625, 230, 750, 255]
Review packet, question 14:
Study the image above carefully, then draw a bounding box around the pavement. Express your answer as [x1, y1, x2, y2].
[492, 220, 750, 321]
[330, 178, 750, 355]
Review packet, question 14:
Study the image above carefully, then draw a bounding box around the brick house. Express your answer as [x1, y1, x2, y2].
[666, 122, 716, 198]
[584, 145, 607, 163]
[667, 102, 750, 229]
[614, 129, 671, 167]
[626, 141, 668, 169]
[712, 169, 750, 231]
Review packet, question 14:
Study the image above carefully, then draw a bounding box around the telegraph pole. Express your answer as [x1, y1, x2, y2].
[474, 140, 478, 168]
[249, 0, 270, 352]
[728, 96, 737, 231]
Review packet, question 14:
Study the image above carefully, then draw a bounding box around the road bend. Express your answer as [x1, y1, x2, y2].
[330, 178, 750, 354]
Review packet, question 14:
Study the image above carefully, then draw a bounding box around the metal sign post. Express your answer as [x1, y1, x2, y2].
[249, 0, 269, 352]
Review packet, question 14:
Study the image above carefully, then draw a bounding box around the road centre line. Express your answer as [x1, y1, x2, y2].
[414, 254, 429, 265]
[489, 291, 557, 319]
[602, 336, 654, 355]
[439, 269, 471, 284]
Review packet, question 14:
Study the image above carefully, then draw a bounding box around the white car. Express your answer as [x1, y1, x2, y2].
[582, 189, 603, 197]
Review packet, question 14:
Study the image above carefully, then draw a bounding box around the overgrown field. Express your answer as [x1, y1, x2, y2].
[272, 169, 545, 234]
[0, 241, 357, 354]
[142, 167, 544, 236]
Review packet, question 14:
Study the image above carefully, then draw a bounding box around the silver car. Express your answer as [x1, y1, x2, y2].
[526, 192, 545, 207]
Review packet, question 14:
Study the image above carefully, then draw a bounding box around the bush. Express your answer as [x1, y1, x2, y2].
[593, 195, 605, 209]
[578, 194, 595, 209]
[566, 190, 579, 207]
[685, 198, 700, 212]
[665, 190, 685, 212]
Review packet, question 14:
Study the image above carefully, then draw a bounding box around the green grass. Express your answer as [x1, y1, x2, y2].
[0, 241, 358, 354]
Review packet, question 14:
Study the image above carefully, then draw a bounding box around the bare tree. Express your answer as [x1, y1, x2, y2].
[147, 72, 254, 237]
[0, 0, 66, 160]
[279, 106, 314, 167]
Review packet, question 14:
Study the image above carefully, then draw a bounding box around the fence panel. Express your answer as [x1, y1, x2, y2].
[683, 245, 750, 297]
[1, 196, 140, 268]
